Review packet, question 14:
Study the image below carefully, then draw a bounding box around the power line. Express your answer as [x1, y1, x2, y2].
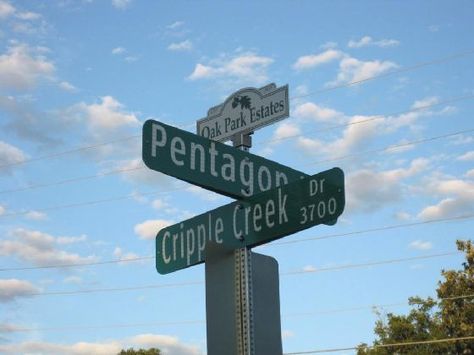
[0, 134, 141, 170]
[1, 49, 472, 171]
[0, 255, 153, 272]
[258, 93, 474, 146]
[0, 128, 474, 209]
[1, 214, 472, 272]
[305, 127, 474, 167]
[289, 48, 474, 101]
[283, 335, 474, 354]
[270, 213, 474, 246]
[4, 294, 473, 333]
[0, 95, 474, 194]
[280, 252, 460, 276]
[0, 185, 186, 218]
[0, 165, 144, 195]
[21, 250, 460, 297]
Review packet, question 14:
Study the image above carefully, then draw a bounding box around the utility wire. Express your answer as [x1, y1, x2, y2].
[3, 294, 473, 333]
[258, 93, 474, 146]
[270, 213, 474, 247]
[1, 49, 472, 171]
[0, 124, 474, 206]
[305, 127, 474, 167]
[0, 134, 141, 170]
[1, 214, 472, 273]
[289, 48, 474, 101]
[280, 252, 460, 276]
[0, 256, 154, 272]
[0, 166, 144, 195]
[283, 335, 474, 354]
[1, 93, 472, 198]
[0, 185, 186, 218]
[20, 250, 461, 297]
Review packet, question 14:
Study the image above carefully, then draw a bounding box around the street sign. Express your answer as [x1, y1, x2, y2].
[142, 119, 306, 199]
[196, 83, 289, 143]
[156, 167, 345, 274]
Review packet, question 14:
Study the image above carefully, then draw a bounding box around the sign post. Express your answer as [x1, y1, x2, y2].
[142, 84, 346, 355]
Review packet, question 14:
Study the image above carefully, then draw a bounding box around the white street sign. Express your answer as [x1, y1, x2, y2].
[196, 83, 289, 142]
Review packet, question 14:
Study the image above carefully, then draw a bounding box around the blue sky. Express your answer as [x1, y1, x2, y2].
[0, 0, 473, 354]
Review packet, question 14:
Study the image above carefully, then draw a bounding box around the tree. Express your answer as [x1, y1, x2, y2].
[118, 348, 161, 355]
[357, 240, 474, 354]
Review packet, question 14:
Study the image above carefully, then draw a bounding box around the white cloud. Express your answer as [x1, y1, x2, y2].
[302, 265, 317, 272]
[15, 11, 41, 20]
[348, 36, 400, 48]
[417, 176, 474, 220]
[272, 122, 301, 141]
[125, 55, 139, 62]
[59, 81, 77, 92]
[329, 56, 397, 86]
[346, 159, 429, 213]
[113, 247, 140, 264]
[186, 185, 223, 202]
[152, 198, 169, 210]
[0, 322, 24, 333]
[188, 53, 273, 85]
[112, 47, 126, 55]
[134, 219, 173, 240]
[293, 102, 344, 122]
[0, 140, 27, 173]
[292, 49, 343, 70]
[0, 43, 55, 91]
[466, 169, 474, 179]
[0, 332, 201, 354]
[457, 151, 474, 161]
[297, 114, 381, 157]
[0, 205, 5, 215]
[25, 210, 47, 221]
[112, 0, 131, 9]
[0, 279, 38, 302]
[0, 228, 97, 267]
[0, 1, 15, 19]
[395, 211, 412, 221]
[168, 40, 193, 51]
[167, 21, 184, 30]
[321, 41, 338, 49]
[73, 96, 140, 130]
[293, 95, 447, 160]
[112, 158, 175, 186]
[56, 235, 87, 244]
[63, 276, 82, 284]
[409, 240, 433, 250]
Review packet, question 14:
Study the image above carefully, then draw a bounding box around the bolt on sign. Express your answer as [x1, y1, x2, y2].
[142, 119, 306, 199]
[155, 168, 345, 274]
[196, 83, 289, 142]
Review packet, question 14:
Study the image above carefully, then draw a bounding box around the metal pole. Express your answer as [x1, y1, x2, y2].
[233, 133, 255, 355]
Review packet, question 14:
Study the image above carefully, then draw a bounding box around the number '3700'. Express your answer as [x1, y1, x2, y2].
[300, 198, 337, 224]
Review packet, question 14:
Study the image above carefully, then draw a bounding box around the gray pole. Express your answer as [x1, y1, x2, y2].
[205, 132, 283, 355]
[232, 133, 255, 355]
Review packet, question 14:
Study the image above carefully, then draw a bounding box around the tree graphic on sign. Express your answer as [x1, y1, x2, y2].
[232, 95, 252, 110]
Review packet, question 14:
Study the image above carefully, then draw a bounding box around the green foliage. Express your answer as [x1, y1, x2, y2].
[118, 348, 161, 355]
[357, 240, 474, 354]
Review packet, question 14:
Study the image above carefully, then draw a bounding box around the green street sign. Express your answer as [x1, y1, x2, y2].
[142, 119, 307, 199]
[156, 167, 345, 274]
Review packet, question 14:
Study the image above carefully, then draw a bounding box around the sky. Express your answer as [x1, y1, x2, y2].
[0, 0, 473, 354]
